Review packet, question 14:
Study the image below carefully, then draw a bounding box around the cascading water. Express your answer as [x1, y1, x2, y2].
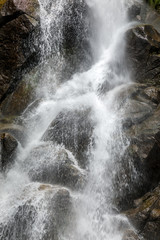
[0, 0, 138, 239]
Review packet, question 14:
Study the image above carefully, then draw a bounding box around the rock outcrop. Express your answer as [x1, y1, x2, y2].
[0, 0, 40, 104]
[124, 184, 160, 240]
[126, 24, 160, 84]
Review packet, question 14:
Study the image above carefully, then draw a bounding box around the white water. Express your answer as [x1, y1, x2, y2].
[0, 0, 137, 239]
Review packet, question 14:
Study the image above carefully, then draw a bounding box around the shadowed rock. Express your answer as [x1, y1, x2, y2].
[0, 183, 72, 240]
[124, 185, 160, 240]
[43, 109, 94, 168]
[24, 143, 87, 190]
[126, 24, 160, 84]
[0, 124, 25, 145]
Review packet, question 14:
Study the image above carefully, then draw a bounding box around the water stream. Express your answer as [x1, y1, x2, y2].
[0, 0, 137, 239]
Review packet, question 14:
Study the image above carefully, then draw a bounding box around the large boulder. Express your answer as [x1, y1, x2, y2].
[111, 83, 160, 210]
[0, 183, 72, 240]
[43, 109, 94, 168]
[0, 73, 37, 116]
[124, 185, 160, 240]
[126, 24, 160, 84]
[0, 0, 40, 104]
[39, 0, 92, 82]
[24, 142, 87, 190]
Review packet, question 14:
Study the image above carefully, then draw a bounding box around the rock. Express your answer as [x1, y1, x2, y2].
[126, 105, 160, 190]
[124, 185, 160, 240]
[1, 0, 39, 19]
[24, 143, 86, 190]
[41, 0, 92, 81]
[127, 2, 141, 21]
[122, 229, 140, 240]
[144, 86, 160, 103]
[0, 72, 38, 116]
[0, 183, 72, 240]
[122, 99, 153, 126]
[0, 133, 18, 170]
[13, 0, 40, 19]
[126, 24, 160, 84]
[0, 0, 40, 104]
[112, 83, 160, 210]
[0, 123, 25, 145]
[43, 109, 93, 168]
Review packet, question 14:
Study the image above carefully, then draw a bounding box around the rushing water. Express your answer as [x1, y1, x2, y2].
[0, 0, 137, 239]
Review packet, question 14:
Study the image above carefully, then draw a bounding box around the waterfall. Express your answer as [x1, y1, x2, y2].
[0, 0, 136, 239]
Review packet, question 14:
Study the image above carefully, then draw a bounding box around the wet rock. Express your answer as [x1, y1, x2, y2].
[44, 0, 92, 81]
[126, 24, 160, 84]
[113, 83, 160, 209]
[122, 99, 153, 126]
[0, 0, 40, 103]
[13, 0, 40, 19]
[0, 133, 18, 170]
[43, 109, 93, 168]
[144, 86, 160, 103]
[0, 183, 72, 240]
[127, 2, 141, 21]
[126, 106, 160, 190]
[1, 0, 39, 19]
[0, 74, 37, 116]
[0, 123, 25, 145]
[25, 143, 86, 190]
[122, 229, 140, 240]
[124, 185, 160, 240]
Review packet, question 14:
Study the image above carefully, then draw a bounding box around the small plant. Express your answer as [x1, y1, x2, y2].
[146, 0, 160, 9]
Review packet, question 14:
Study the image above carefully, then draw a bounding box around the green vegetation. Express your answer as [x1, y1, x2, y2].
[0, 0, 7, 9]
[146, 0, 160, 9]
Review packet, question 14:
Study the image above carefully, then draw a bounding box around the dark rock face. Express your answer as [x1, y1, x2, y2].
[124, 185, 160, 240]
[0, 133, 18, 170]
[0, 0, 40, 104]
[110, 82, 160, 210]
[126, 24, 160, 84]
[43, 109, 94, 168]
[0, 79, 34, 116]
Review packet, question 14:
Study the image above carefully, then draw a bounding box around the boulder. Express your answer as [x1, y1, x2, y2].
[126, 24, 160, 84]
[127, 2, 142, 21]
[0, 72, 37, 116]
[0, 183, 72, 240]
[43, 109, 93, 168]
[124, 185, 160, 240]
[39, 0, 92, 82]
[122, 230, 140, 240]
[0, 0, 40, 104]
[13, 0, 40, 19]
[24, 143, 86, 190]
[0, 133, 18, 170]
[112, 83, 160, 210]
